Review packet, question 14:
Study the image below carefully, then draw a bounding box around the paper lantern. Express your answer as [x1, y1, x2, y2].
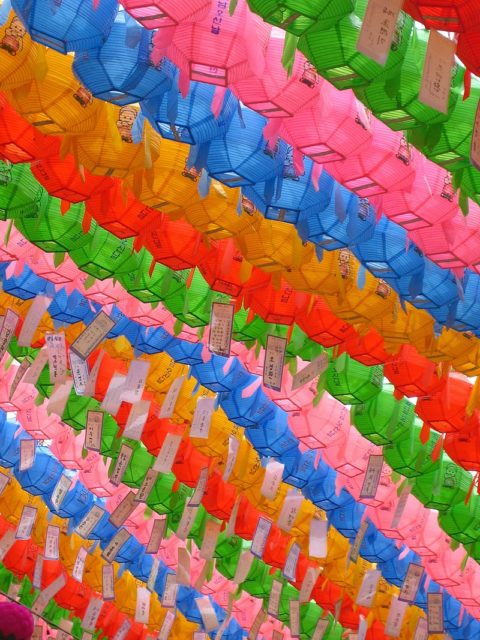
[73, 9, 175, 106]
[412, 454, 473, 510]
[383, 344, 445, 398]
[0, 13, 43, 90]
[325, 358, 383, 405]
[403, 0, 479, 32]
[383, 420, 440, 479]
[445, 425, 480, 473]
[0, 161, 45, 219]
[121, 0, 211, 29]
[439, 496, 480, 545]
[351, 390, 414, 446]
[11, 0, 118, 53]
[416, 375, 476, 434]
[296, 298, 355, 347]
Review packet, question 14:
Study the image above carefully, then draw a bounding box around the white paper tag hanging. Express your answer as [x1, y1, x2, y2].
[109, 491, 137, 528]
[391, 483, 412, 529]
[31, 626, 42, 640]
[77, 505, 105, 538]
[349, 520, 368, 564]
[102, 528, 131, 563]
[292, 353, 329, 390]
[427, 593, 444, 634]
[268, 580, 282, 618]
[70, 311, 116, 360]
[0, 309, 19, 359]
[46, 333, 67, 384]
[260, 460, 284, 500]
[47, 380, 73, 417]
[209, 302, 234, 357]
[299, 567, 320, 604]
[248, 609, 266, 640]
[359, 455, 383, 499]
[146, 516, 166, 554]
[196, 597, 219, 632]
[283, 542, 301, 582]
[101, 373, 126, 415]
[135, 586, 151, 624]
[102, 564, 115, 600]
[51, 474, 72, 512]
[413, 617, 428, 640]
[24, 348, 48, 386]
[190, 396, 215, 439]
[399, 563, 423, 603]
[135, 468, 159, 503]
[277, 490, 303, 532]
[159, 376, 185, 418]
[72, 547, 88, 582]
[33, 554, 43, 590]
[18, 296, 50, 346]
[158, 611, 176, 640]
[110, 444, 134, 486]
[357, 615, 368, 640]
[45, 525, 60, 560]
[356, 0, 404, 65]
[310, 518, 327, 558]
[82, 598, 103, 631]
[123, 399, 150, 441]
[176, 504, 198, 540]
[9, 358, 31, 400]
[189, 467, 209, 507]
[233, 550, 254, 585]
[263, 335, 286, 391]
[289, 600, 300, 638]
[113, 620, 131, 640]
[385, 596, 408, 637]
[32, 574, 66, 615]
[85, 411, 103, 452]
[0, 530, 15, 561]
[312, 619, 329, 640]
[177, 547, 191, 586]
[162, 573, 178, 608]
[147, 558, 159, 592]
[123, 359, 150, 404]
[223, 436, 239, 482]
[0, 472, 9, 497]
[251, 516, 272, 558]
[19, 439, 36, 471]
[84, 351, 104, 398]
[356, 569, 381, 607]
[200, 519, 221, 561]
[153, 433, 182, 474]
[419, 30, 456, 114]
[225, 495, 241, 538]
[69, 350, 89, 396]
[16, 505, 37, 540]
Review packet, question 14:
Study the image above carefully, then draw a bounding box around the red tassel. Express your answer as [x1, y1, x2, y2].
[60, 199, 71, 215]
[185, 268, 195, 289]
[393, 389, 404, 401]
[464, 473, 478, 505]
[286, 322, 294, 344]
[420, 421, 431, 445]
[148, 256, 155, 277]
[464, 70, 471, 101]
[82, 211, 92, 233]
[431, 434, 443, 461]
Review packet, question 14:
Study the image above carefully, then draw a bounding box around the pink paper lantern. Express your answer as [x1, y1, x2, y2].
[120, 0, 211, 29]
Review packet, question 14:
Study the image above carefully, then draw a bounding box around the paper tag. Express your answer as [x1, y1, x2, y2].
[176, 504, 198, 540]
[413, 618, 428, 640]
[272, 632, 283, 640]
[225, 495, 241, 538]
[310, 518, 327, 558]
[189, 467, 209, 507]
[101, 373, 126, 415]
[47, 380, 73, 417]
[177, 547, 190, 585]
[84, 351, 104, 398]
[135, 586, 150, 624]
[357, 615, 368, 640]
[196, 597, 219, 632]
[399, 563, 423, 603]
[135, 468, 158, 503]
[19, 439, 36, 471]
[24, 348, 49, 385]
[146, 516, 166, 554]
[283, 542, 301, 582]
[356, 0, 403, 65]
[153, 433, 182, 474]
[260, 460, 284, 500]
[32, 574, 66, 615]
[471, 101, 480, 170]
[427, 593, 444, 634]
[9, 358, 31, 400]
[233, 550, 254, 585]
[70, 312, 116, 360]
[268, 580, 282, 618]
[200, 519, 221, 561]
[312, 619, 329, 640]
[223, 436, 239, 482]
[159, 376, 184, 418]
[356, 569, 380, 607]
[158, 611, 176, 640]
[123, 399, 150, 441]
[123, 360, 150, 404]
[277, 490, 303, 532]
[194, 633, 207, 640]
[190, 396, 215, 439]
[46, 332, 67, 384]
[292, 353, 329, 390]
[299, 567, 320, 604]
[77, 505, 105, 538]
[82, 598, 103, 631]
[110, 444, 134, 486]
[251, 517, 272, 558]
[102, 564, 115, 600]
[51, 474, 72, 512]
[109, 491, 137, 528]
[0, 529, 15, 561]
[289, 600, 300, 638]
[56, 631, 72, 640]
[69, 351, 89, 396]
[72, 547, 88, 582]
[45, 525, 60, 560]
[349, 520, 368, 564]
[16, 505, 37, 539]
[248, 609, 266, 640]
[0, 310, 19, 359]
[359, 455, 383, 499]
[33, 553, 43, 590]
[385, 596, 408, 637]
[419, 30, 455, 114]
[391, 483, 412, 529]
[263, 335, 286, 391]
[209, 302, 234, 357]
[113, 620, 131, 640]
[85, 411, 103, 452]
[147, 558, 159, 592]
[32, 625, 42, 640]
[102, 528, 131, 563]
[162, 573, 178, 608]
[0, 472, 9, 497]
